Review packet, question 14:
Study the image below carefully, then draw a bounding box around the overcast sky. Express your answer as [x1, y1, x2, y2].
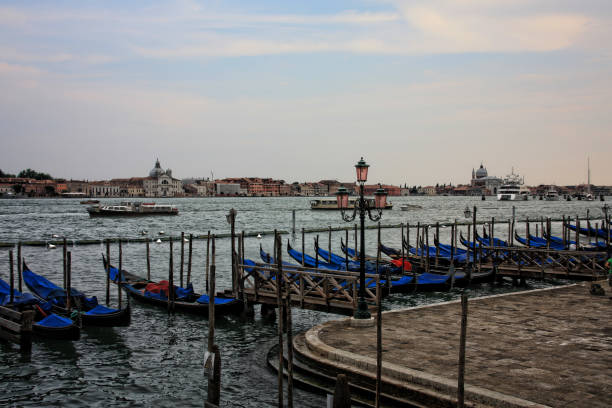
[1, 0, 611, 186]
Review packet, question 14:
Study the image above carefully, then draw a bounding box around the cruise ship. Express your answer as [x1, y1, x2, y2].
[497, 170, 526, 201]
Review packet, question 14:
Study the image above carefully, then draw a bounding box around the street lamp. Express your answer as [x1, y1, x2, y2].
[336, 158, 387, 319]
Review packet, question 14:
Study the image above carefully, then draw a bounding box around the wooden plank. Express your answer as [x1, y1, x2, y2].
[0, 306, 22, 320]
[0, 316, 22, 332]
[0, 330, 21, 344]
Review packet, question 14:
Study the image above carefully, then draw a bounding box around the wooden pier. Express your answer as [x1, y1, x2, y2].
[234, 261, 381, 316]
[0, 306, 34, 353]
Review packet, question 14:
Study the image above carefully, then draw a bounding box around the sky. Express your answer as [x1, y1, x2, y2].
[1, 0, 611, 186]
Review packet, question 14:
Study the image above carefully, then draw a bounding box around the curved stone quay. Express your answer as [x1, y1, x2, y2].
[297, 282, 611, 407]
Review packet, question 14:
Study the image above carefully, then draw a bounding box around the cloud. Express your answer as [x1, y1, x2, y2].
[2, 1, 604, 62]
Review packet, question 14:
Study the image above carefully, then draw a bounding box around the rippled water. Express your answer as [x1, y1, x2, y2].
[0, 196, 608, 406]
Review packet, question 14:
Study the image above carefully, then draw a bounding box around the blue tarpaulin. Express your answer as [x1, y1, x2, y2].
[35, 313, 74, 328]
[84, 304, 118, 315]
[196, 294, 236, 305]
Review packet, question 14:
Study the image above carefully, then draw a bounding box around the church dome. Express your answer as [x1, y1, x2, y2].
[475, 164, 488, 179]
[149, 159, 165, 178]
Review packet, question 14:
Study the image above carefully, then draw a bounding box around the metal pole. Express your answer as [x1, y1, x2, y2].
[355, 182, 370, 319]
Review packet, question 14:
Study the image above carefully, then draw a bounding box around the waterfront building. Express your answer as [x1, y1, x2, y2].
[65, 180, 90, 194]
[422, 186, 436, 195]
[363, 184, 401, 196]
[216, 183, 242, 196]
[143, 159, 182, 197]
[471, 163, 503, 195]
[89, 181, 121, 197]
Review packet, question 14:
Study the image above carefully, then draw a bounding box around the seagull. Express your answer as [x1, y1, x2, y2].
[158, 231, 165, 235]
[48, 243, 56, 249]
[140, 230, 148, 235]
[184, 238, 189, 242]
[156, 239, 162, 244]
[257, 233, 263, 239]
[52, 234, 60, 238]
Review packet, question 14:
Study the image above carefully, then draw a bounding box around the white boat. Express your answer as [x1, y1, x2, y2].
[544, 187, 560, 201]
[497, 170, 525, 201]
[519, 186, 530, 201]
[310, 198, 393, 210]
[87, 201, 178, 217]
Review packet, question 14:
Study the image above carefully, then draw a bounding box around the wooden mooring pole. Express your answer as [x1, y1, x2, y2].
[146, 238, 151, 281]
[206, 231, 211, 292]
[66, 251, 72, 312]
[187, 233, 193, 285]
[275, 233, 285, 408]
[168, 237, 174, 314]
[286, 266, 294, 408]
[106, 239, 110, 306]
[375, 279, 382, 408]
[17, 242, 22, 293]
[206, 235, 221, 408]
[332, 374, 351, 407]
[118, 240, 123, 309]
[9, 250, 14, 304]
[180, 231, 185, 288]
[63, 237, 67, 290]
[457, 293, 468, 408]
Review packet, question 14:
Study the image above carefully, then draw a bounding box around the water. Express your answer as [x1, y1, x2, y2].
[0, 196, 607, 406]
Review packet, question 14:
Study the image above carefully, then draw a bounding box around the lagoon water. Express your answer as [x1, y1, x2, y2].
[0, 196, 608, 407]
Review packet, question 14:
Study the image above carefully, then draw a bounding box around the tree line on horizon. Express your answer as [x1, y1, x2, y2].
[0, 168, 53, 180]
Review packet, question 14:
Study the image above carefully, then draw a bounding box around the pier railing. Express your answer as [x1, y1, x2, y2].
[477, 246, 607, 278]
[236, 261, 381, 315]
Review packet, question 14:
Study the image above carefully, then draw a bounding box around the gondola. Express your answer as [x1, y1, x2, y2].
[565, 222, 612, 240]
[102, 256, 242, 316]
[23, 260, 131, 327]
[315, 245, 400, 274]
[341, 240, 495, 285]
[286, 241, 343, 271]
[1, 278, 80, 340]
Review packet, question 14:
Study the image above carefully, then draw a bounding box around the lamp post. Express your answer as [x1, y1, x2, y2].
[336, 158, 387, 319]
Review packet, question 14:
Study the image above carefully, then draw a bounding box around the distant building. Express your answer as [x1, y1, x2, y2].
[143, 159, 182, 197]
[470, 163, 502, 195]
[89, 181, 120, 197]
[216, 183, 241, 196]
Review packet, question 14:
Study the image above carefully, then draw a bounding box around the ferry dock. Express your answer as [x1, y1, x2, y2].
[288, 281, 611, 407]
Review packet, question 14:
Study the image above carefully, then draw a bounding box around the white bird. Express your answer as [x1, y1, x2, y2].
[52, 234, 60, 238]
[158, 231, 165, 235]
[140, 230, 148, 235]
[184, 238, 189, 242]
[257, 233, 263, 239]
[156, 239, 162, 244]
[48, 243, 56, 249]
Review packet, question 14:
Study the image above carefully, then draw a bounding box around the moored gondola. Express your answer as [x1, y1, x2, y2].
[22, 260, 130, 327]
[102, 256, 242, 316]
[1, 278, 80, 340]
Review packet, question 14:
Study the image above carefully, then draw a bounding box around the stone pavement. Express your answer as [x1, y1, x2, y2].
[303, 282, 612, 407]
